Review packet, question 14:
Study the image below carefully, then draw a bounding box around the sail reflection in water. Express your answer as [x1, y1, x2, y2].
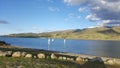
[64, 39, 66, 51]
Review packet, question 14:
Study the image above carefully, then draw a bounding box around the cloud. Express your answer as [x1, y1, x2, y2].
[65, 13, 81, 21]
[48, 7, 60, 12]
[101, 20, 120, 27]
[78, 7, 85, 12]
[88, 26, 96, 28]
[85, 14, 100, 22]
[64, 0, 86, 5]
[64, 0, 120, 27]
[0, 20, 9, 24]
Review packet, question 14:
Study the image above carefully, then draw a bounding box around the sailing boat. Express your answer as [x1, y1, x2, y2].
[51, 38, 54, 42]
[48, 38, 51, 50]
[64, 39, 66, 45]
[48, 38, 50, 45]
[63, 39, 66, 51]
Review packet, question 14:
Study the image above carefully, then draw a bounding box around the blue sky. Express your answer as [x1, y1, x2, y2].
[0, 0, 119, 35]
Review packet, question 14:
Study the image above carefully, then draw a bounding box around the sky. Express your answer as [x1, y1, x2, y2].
[0, 0, 120, 35]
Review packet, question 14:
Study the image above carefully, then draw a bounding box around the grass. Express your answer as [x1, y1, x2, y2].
[0, 57, 80, 68]
[0, 57, 120, 68]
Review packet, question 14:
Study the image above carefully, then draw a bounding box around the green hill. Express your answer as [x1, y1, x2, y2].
[6, 26, 120, 40]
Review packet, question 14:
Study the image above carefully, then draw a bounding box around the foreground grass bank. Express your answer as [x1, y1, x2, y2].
[0, 57, 81, 68]
[0, 57, 120, 68]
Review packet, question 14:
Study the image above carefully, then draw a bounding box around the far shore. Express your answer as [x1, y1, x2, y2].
[1, 36, 120, 42]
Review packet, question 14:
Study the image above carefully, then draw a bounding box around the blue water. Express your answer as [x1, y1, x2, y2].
[0, 37, 120, 58]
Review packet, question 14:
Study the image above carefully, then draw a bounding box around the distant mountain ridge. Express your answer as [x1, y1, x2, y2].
[5, 26, 120, 40]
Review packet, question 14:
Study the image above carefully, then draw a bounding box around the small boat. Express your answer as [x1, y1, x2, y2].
[48, 38, 50, 45]
[52, 38, 54, 42]
[64, 39, 66, 45]
[48, 38, 51, 50]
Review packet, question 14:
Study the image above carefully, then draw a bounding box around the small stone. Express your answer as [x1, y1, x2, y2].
[0, 51, 6, 56]
[12, 51, 21, 57]
[63, 57, 66, 60]
[58, 56, 62, 60]
[25, 54, 32, 58]
[34, 56, 37, 58]
[106, 59, 114, 65]
[67, 58, 71, 60]
[37, 53, 45, 58]
[83, 58, 89, 62]
[76, 57, 83, 61]
[51, 53, 57, 59]
[70, 58, 74, 61]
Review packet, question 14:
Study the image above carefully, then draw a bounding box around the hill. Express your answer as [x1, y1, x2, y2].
[5, 26, 120, 40]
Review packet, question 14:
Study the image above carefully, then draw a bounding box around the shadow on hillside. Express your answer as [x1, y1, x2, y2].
[79, 57, 106, 68]
[97, 29, 120, 34]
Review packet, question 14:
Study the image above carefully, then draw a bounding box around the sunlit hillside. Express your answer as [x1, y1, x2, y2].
[6, 26, 120, 40]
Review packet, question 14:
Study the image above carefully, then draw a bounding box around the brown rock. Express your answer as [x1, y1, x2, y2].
[58, 56, 62, 60]
[51, 53, 57, 59]
[12, 51, 21, 57]
[37, 53, 45, 58]
[63, 57, 66, 60]
[0, 51, 6, 56]
[25, 54, 32, 58]
[76, 57, 83, 61]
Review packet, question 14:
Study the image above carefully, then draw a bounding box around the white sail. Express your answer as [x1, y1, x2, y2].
[48, 38, 50, 45]
[48, 38, 50, 50]
[52, 38, 54, 42]
[63, 39, 66, 51]
[64, 39, 66, 45]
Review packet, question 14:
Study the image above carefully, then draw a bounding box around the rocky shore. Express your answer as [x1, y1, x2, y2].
[0, 49, 120, 65]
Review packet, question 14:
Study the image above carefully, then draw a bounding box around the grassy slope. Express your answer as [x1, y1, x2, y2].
[0, 57, 81, 68]
[7, 26, 120, 40]
[0, 57, 120, 68]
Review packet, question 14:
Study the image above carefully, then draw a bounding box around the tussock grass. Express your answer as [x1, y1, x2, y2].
[0, 57, 80, 68]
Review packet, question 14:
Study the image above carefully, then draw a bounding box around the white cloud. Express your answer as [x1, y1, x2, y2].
[85, 14, 100, 22]
[48, 7, 60, 12]
[65, 13, 81, 21]
[88, 26, 96, 28]
[64, 0, 86, 5]
[101, 20, 120, 27]
[78, 7, 85, 12]
[64, 0, 120, 26]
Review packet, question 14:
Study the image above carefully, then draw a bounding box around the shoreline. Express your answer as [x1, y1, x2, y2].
[1, 36, 120, 41]
[0, 42, 120, 59]
[0, 44, 120, 67]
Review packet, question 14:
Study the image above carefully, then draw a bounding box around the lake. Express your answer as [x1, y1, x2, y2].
[0, 37, 120, 58]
